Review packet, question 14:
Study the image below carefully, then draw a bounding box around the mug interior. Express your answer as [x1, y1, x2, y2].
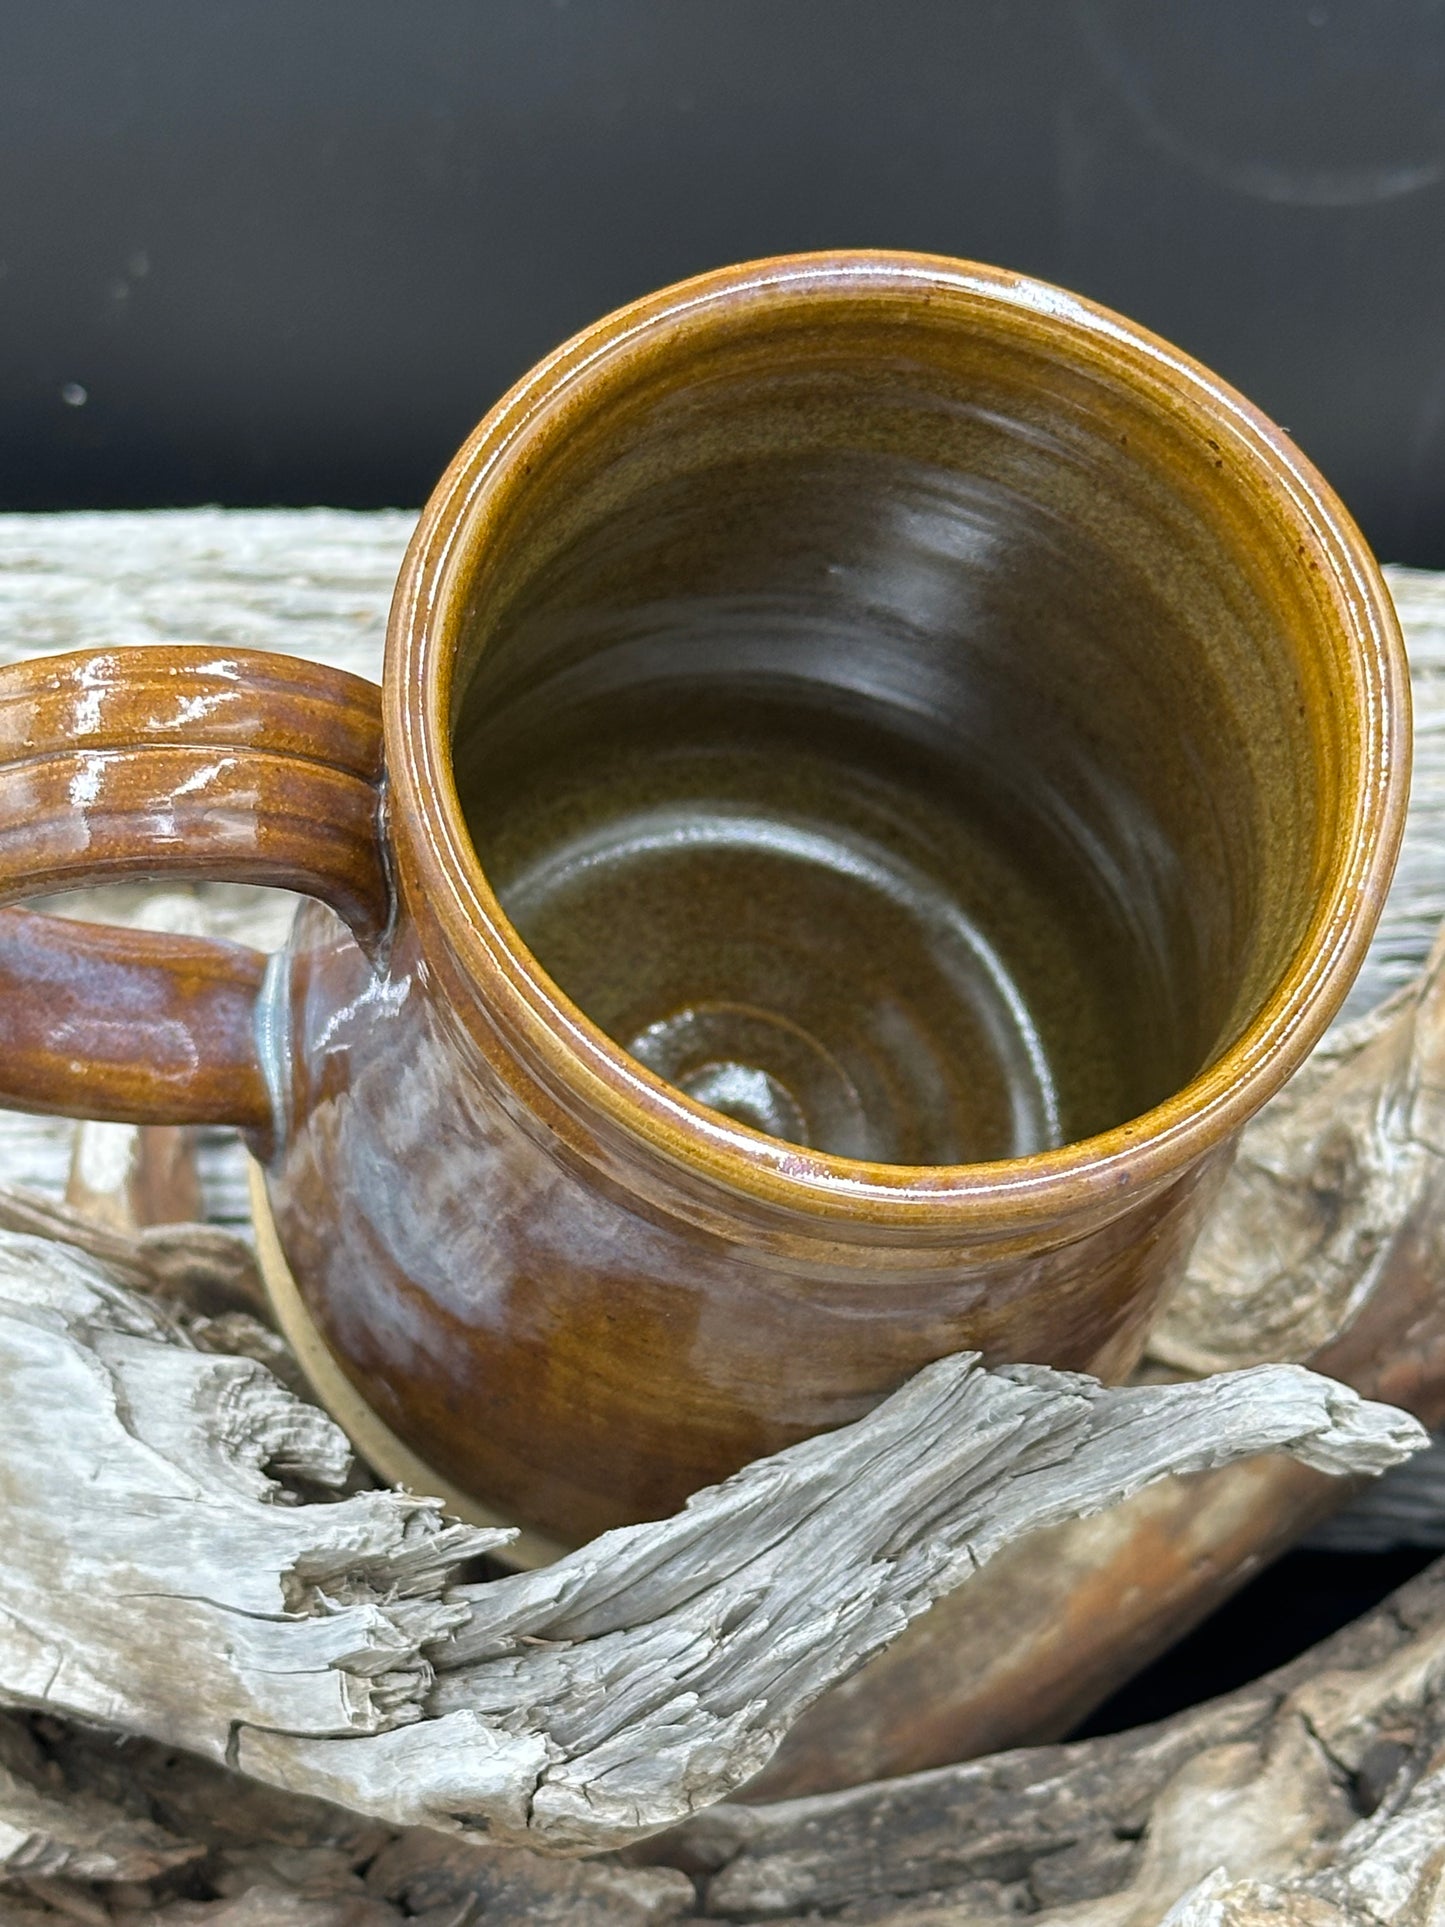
[446, 273, 1349, 1169]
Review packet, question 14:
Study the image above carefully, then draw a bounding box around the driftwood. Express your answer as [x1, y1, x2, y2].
[0, 1542, 1442, 1921]
[654, 1554, 1445, 1927]
[1, 515, 1444, 1922]
[0, 1219, 1413, 1857]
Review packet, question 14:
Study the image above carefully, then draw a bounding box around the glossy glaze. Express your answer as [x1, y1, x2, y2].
[0, 255, 1410, 1547]
[452, 433, 1284, 1165]
[0, 646, 384, 1131]
[0, 909, 271, 1129]
[267, 902, 1223, 1541]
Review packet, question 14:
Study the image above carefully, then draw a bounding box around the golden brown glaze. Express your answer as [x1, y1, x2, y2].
[745, 913, 1445, 1797]
[0, 645, 385, 1132]
[0, 647, 385, 931]
[269, 903, 1227, 1542]
[0, 910, 271, 1129]
[0, 256, 1412, 1547]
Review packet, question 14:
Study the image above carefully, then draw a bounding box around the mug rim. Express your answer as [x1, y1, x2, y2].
[385, 249, 1410, 1235]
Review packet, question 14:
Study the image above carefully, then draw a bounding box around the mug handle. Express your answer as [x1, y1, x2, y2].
[0, 645, 388, 1138]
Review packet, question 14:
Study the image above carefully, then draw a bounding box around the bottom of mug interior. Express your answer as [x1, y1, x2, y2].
[247, 1157, 570, 1571]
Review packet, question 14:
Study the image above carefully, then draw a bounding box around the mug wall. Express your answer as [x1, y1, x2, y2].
[452, 305, 1328, 1166]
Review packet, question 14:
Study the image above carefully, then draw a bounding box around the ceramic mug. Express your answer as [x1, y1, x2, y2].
[0, 253, 1408, 1558]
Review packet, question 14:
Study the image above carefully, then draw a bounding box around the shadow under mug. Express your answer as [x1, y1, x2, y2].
[0, 253, 1409, 1556]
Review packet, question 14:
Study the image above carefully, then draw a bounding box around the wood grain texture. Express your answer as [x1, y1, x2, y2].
[661, 1558, 1445, 1927]
[5, 1559, 1443, 1922]
[0, 1218, 1415, 1855]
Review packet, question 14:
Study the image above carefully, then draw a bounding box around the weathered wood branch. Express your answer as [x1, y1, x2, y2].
[0, 1222, 1415, 1859]
[656, 1556, 1445, 1927]
[5, 1551, 1438, 1923]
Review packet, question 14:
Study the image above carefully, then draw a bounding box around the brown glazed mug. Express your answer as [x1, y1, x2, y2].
[0, 253, 1409, 1558]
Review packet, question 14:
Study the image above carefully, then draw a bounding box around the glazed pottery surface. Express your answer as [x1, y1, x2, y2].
[0, 255, 1409, 1548]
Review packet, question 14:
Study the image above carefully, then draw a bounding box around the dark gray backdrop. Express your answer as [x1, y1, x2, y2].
[3, 0, 1444, 564]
